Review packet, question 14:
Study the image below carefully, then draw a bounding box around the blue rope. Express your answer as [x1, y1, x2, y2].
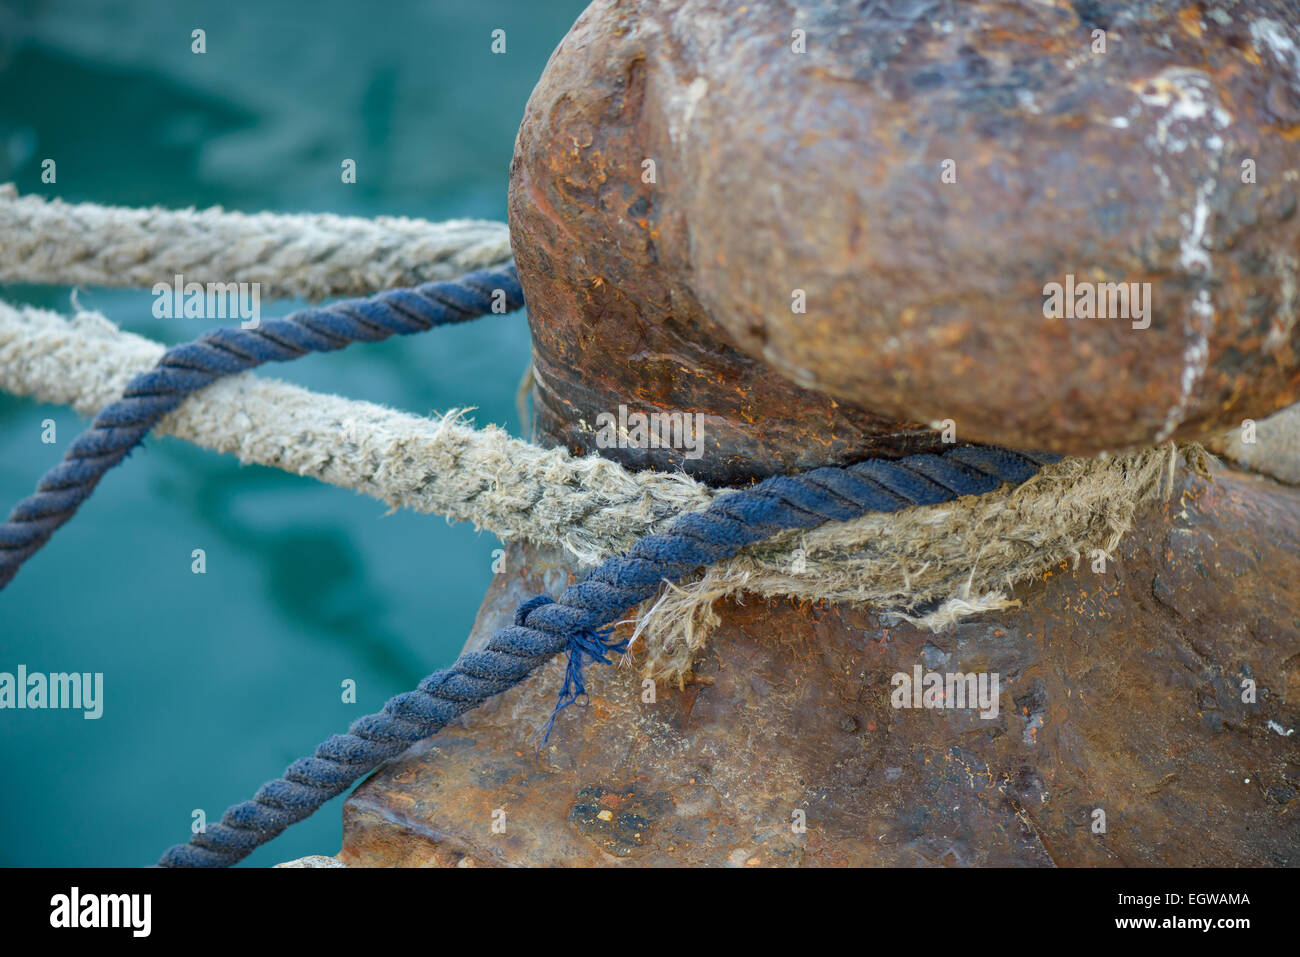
[0, 258, 1059, 866]
[0, 265, 523, 589]
[157, 442, 1057, 867]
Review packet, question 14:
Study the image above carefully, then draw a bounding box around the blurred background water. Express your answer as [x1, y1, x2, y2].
[0, 0, 588, 866]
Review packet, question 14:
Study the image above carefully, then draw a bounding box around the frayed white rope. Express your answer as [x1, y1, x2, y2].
[0, 298, 1204, 679]
[0, 299, 708, 562]
[0, 184, 512, 301]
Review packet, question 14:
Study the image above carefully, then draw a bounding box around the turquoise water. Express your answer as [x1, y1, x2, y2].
[0, 0, 588, 866]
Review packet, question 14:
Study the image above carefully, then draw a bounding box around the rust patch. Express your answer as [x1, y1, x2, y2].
[510, 0, 1300, 460]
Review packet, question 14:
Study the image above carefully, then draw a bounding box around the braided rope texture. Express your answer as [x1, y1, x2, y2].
[0, 184, 513, 300]
[158, 443, 1056, 867]
[0, 299, 713, 561]
[0, 265, 523, 590]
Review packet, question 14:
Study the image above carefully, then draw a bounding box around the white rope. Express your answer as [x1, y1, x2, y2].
[0, 298, 708, 562]
[0, 298, 1195, 680]
[0, 184, 512, 301]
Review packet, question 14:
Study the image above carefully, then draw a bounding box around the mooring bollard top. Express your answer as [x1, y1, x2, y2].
[511, 0, 1300, 459]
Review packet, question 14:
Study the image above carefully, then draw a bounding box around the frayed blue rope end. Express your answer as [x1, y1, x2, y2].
[517, 595, 630, 744]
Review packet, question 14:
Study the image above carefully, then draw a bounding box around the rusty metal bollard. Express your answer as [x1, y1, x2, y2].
[340, 0, 1300, 865]
[510, 0, 1300, 461]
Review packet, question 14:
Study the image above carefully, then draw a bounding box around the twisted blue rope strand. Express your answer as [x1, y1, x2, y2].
[158, 442, 1059, 867]
[0, 260, 1059, 864]
[0, 265, 524, 589]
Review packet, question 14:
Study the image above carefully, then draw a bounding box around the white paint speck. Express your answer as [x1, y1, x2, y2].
[1151, 163, 1171, 193]
[671, 77, 709, 144]
[1179, 179, 1215, 275]
[1265, 255, 1298, 352]
[1133, 68, 1233, 155]
[1016, 89, 1041, 114]
[1250, 19, 1300, 90]
[1155, 286, 1215, 443]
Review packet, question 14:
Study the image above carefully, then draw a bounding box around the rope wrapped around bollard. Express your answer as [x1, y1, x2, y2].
[0, 188, 1061, 865]
[157, 440, 1054, 866]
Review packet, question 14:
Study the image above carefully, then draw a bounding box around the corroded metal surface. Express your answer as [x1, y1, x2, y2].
[341, 464, 1299, 866]
[509, 0, 1300, 460]
[340, 0, 1300, 867]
